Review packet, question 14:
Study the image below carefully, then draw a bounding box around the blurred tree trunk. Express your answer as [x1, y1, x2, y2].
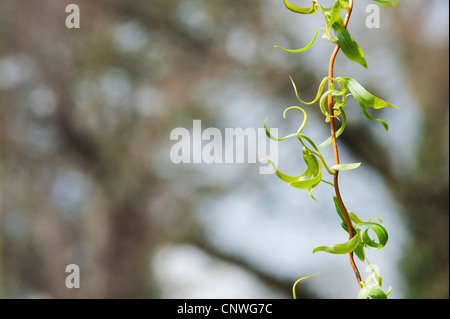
[394, 4, 449, 298]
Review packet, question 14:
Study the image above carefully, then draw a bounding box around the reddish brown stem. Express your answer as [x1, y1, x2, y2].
[327, 0, 362, 289]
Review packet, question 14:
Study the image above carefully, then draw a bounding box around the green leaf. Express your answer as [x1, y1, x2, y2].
[371, 0, 399, 7]
[318, 105, 347, 149]
[330, 162, 361, 171]
[354, 243, 365, 262]
[367, 216, 384, 223]
[275, 27, 325, 53]
[264, 117, 297, 141]
[283, 0, 318, 14]
[298, 134, 320, 153]
[340, 77, 398, 109]
[313, 230, 361, 255]
[302, 148, 320, 176]
[319, 89, 343, 119]
[290, 76, 328, 106]
[264, 106, 309, 142]
[283, 106, 308, 136]
[339, 77, 397, 131]
[292, 269, 321, 299]
[289, 161, 322, 189]
[331, 18, 367, 68]
[332, 198, 363, 261]
[328, 0, 342, 27]
[262, 159, 303, 183]
[262, 148, 322, 190]
[348, 212, 363, 225]
[333, 196, 347, 224]
[360, 222, 389, 250]
[358, 284, 388, 299]
[360, 104, 390, 131]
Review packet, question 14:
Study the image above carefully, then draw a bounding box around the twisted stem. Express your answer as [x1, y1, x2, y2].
[327, 0, 362, 289]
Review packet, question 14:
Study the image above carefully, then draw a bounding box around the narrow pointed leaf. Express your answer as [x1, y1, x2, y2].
[331, 18, 367, 68]
[358, 284, 388, 299]
[348, 212, 363, 225]
[371, 0, 399, 7]
[333, 196, 346, 224]
[340, 77, 398, 109]
[308, 188, 318, 201]
[333, 197, 358, 237]
[367, 217, 384, 223]
[264, 117, 297, 141]
[261, 159, 304, 183]
[360, 104, 390, 131]
[312, 236, 360, 255]
[290, 76, 328, 106]
[302, 148, 320, 176]
[313, 231, 361, 255]
[275, 27, 324, 53]
[298, 134, 320, 153]
[318, 106, 347, 149]
[319, 89, 343, 118]
[386, 286, 392, 296]
[338, 77, 397, 131]
[289, 163, 322, 189]
[292, 269, 321, 299]
[354, 243, 365, 262]
[283, 0, 317, 14]
[263, 147, 323, 190]
[283, 106, 308, 135]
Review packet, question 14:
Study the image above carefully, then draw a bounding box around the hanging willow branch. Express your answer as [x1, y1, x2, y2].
[263, 0, 400, 299]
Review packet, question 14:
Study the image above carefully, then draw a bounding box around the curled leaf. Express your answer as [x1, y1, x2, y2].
[283, 106, 308, 136]
[262, 149, 321, 188]
[313, 230, 361, 255]
[290, 76, 329, 106]
[354, 242, 366, 262]
[264, 106, 310, 142]
[340, 77, 398, 109]
[263, 147, 323, 200]
[261, 158, 302, 183]
[292, 269, 321, 299]
[360, 222, 388, 250]
[289, 151, 322, 190]
[319, 89, 344, 119]
[283, 0, 317, 14]
[348, 212, 363, 225]
[264, 117, 297, 141]
[339, 77, 397, 131]
[360, 103, 390, 131]
[318, 105, 347, 149]
[275, 27, 325, 53]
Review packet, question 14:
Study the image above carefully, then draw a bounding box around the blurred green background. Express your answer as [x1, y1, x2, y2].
[0, 0, 448, 298]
